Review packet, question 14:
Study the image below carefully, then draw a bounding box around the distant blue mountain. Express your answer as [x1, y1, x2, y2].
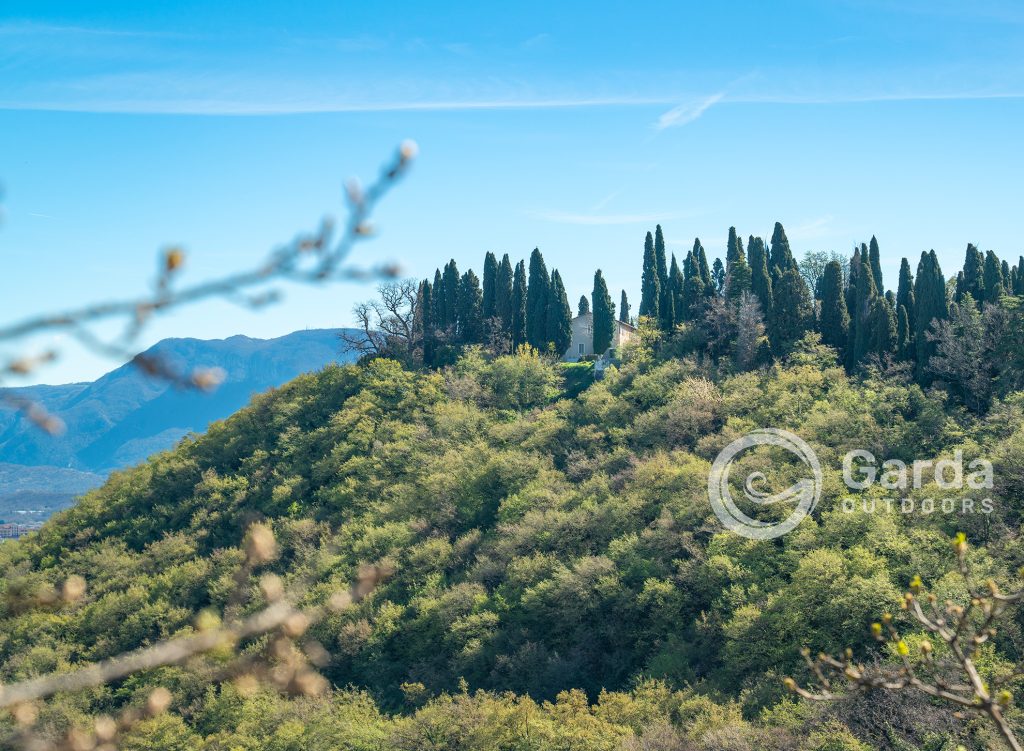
[0, 329, 359, 521]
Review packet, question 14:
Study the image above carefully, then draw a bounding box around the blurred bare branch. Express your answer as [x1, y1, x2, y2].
[0, 141, 417, 433]
[787, 533, 1023, 751]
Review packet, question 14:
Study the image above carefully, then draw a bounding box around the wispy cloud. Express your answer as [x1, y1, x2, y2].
[0, 92, 676, 116]
[532, 209, 687, 226]
[786, 215, 836, 241]
[654, 92, 725, 130]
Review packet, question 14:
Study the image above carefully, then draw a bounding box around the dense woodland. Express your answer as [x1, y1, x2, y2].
[3, 223, 1024, 749]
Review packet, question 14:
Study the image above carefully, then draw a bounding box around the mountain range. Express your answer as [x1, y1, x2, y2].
[0, 328, 359, 522]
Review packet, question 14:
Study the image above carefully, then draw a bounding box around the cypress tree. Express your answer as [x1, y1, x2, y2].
[495, 254, 514, 331]
[655, 225, 671, 328]
[432, 268, 445, 330]
[482, 252, 498, 319]
[443, 260, 460, 335]
[818, 260, 849, 356]
[592, 269, 615, 355]
[850, 251, 878, 369]
[726, 227, 743, 271]
[867, 296, 896, 360]
[748, 236, 774, 321]
[1001, 260, 1011, 293]
[578, 295, 590, 316]
[526, 248, 550, 349]
[639, 231, 660, 321]
[546, 270, 573, 355]
[846, 247, 863, 323]
[1016, 257, 1024, 295]
[771, 265, 814, 355]
[619, 290, 631, 324]
[681, 250, 706, 322]
[983, 250, 1004, 304]
[769, 222, 795, 281]
[458, 269, 483, 343]
[955, 271, 966, 305]
[868, 236, 884, 293]
[510, 260, 528, 348]
[725, 240, 752, 304]
[913, 250, 949, 380]
[963, 244, 984, 302]
[669, 255, 686, 325]
[695, 239, 713, 289]
[896, 258, 915, 327]
[712, 258, 726, 295]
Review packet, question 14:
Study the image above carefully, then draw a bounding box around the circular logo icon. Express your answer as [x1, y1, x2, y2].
[708, 428, 821, 539]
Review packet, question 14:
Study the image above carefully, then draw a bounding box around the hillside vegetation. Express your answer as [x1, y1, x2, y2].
[4, 331, 1024, 749]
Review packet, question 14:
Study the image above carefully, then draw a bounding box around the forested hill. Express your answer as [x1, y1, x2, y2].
[0, 329, 359, 522]
[3, 329, 1024, 747]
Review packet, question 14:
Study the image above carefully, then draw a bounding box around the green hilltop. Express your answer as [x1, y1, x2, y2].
[4, 330, 1024, 748]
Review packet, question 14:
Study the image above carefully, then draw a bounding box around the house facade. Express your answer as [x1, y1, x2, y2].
[562, 312, 637, 361]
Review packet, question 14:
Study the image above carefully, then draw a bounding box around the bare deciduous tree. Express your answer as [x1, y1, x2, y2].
[340, 278, 422, 362]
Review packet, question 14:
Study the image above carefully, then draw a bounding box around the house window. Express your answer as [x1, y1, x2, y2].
[578, 343, 585, 354]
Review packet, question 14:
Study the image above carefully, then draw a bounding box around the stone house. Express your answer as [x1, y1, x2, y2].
[562, 312, 637, 362]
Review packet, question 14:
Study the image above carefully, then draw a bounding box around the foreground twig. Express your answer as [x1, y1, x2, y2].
[0, 141, 417, 434]
[787, 533, 1023, 750]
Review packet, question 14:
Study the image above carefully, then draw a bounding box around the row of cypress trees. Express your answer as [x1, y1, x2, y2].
[416, 249, 630, 363]
[635, 222, 1024, 383]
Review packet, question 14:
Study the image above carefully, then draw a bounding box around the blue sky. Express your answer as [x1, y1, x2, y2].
[3, 0, 1024, 383]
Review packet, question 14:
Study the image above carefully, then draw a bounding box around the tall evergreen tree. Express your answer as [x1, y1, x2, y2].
[1002, 260, 1012, 293]
[578, 295, 590, 316]
[591, 269, 615, 355]
[868, 236, 884, 293]
[510, 260, 528, 348]
[694, 239, 713, 294]
[725, 239, 752, 304]
[495, 254, 514, 331]
[681, 250, 707, 322]
[442, 260, 460, 335]
[482, 252, 498, 319]
[818, 260, 849, 357]
[458, 269, 483, 344]
[639, 231, 660, 321]
[896, 258, 916, 327]
[955, 271, 966, 304]
[432, 268, 445, 330]
[850, 252, 878, 369]
[655, 225, 671, 329]
[712, 258, 726, 296]
[846, 246, 863, 323]
[914, 250, 949, 380]
[769, 222, 795, 281]
[963, 244, 985, 302]
[526, 248, 550, 349]
[983, 250, 1004, 304]
[619, 290, 631, 324]
[867, 296, 896, 360]
[771, 265, 814, 355]
[1016, 256, 1024, 295]
[546, 270, 573, 355]
[669, 255, 686, 325]
[726, 227, 743, 271]
[748, 236, 774, 321]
